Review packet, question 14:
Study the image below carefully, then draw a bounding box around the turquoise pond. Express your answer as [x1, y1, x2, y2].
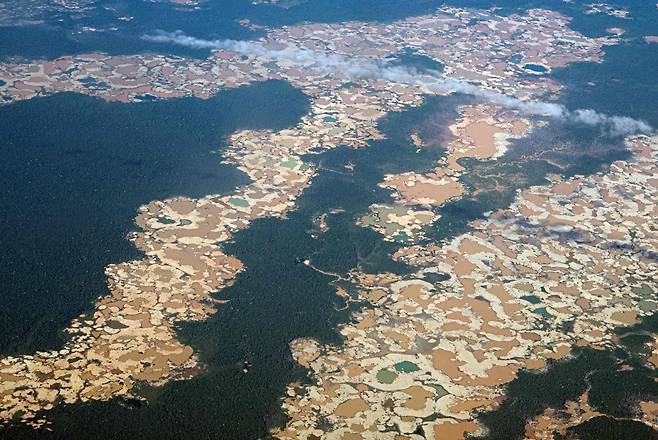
[393, 361, 420, 373]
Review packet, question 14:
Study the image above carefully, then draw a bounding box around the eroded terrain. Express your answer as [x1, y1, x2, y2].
[0, 4, 648, 437]
[278, 134, 658, 439]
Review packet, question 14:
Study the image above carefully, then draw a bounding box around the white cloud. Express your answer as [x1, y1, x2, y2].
[143, 30, 653, 137]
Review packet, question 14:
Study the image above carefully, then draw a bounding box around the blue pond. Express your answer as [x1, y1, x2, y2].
[523, 63, 548, 73]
